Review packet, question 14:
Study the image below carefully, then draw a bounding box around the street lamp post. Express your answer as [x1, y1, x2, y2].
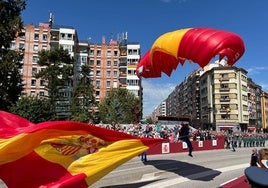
[208, 104, 212, 130]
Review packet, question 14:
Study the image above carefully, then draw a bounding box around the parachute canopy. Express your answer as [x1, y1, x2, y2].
[136, 27, 245, 78]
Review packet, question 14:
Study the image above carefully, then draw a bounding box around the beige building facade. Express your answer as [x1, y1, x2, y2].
[200, 66, 249, 131]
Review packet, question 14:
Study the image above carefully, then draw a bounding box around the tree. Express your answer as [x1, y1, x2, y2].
[9, 96, 55, 123]
[35, 47, 74, 119]
[70, 65, 96, 123]
[99, 88, 141, 124]
[0, 0, 26, 111]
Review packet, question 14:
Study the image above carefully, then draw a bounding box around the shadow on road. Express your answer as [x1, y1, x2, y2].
[99, 179, 163, 188]
[143, 159, 221, 181]
[99, 159, 221, 187]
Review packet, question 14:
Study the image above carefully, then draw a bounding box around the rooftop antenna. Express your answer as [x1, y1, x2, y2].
[110, 32, 114, 41]
[49, 12, 54, 27]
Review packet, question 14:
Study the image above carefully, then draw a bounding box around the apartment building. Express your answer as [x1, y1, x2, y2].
[13, 21, 142, 120]
[126, 43, 141, 98]
[247, 78, 262, 131]
[261, 91, 268, 129]
[200, 65, 249, 131]
[88, 37, 120, 102]
[12, 22, 78, 119]
[151, 60, 268, 132]
[12, 23, 50, 97]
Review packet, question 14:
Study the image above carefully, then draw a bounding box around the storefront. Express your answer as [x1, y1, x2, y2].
[216, 123, 240, 132]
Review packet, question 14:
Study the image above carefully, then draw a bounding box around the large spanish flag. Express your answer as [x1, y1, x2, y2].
[0, 111, 166, 188]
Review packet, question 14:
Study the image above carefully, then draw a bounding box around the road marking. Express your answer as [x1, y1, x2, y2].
[139, 163, 249, 188]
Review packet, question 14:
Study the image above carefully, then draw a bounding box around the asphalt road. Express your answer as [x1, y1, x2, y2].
[90, 145, 266, 188]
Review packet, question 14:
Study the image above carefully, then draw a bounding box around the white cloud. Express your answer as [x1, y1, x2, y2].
[246, 66, 268, 75]
[259, 83, 268, 93]
[142, 79, 176, 117]
[246, 66, 268, 92]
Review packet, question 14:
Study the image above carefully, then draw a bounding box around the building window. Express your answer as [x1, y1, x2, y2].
[43, 34, 47, 41]
[221, 114, 230, 119]
[19, 43, 25, 50]
[96, 60, 101, 66]
[106, 81, 111, 88]
[114, 51, 118, 56]
[62, 44, 73, 52]
[32, 67, 37, 76]
[33, 56, 38, 64]
[89, 59, 94, 66]
[40, 80, 45, 86]
[114, 61, 118, 66]
[33, 45, 38, 52]
[220, 83, 229, 91]
[220, 104, 230, 110]
[97, 50, 101, 56]
[67, 34, 73, 40]
[81, 56, 87, 65]
[10, 42, 15, 49]
[220, 95, 230, 102]
[96, 80, 100, 88]
[127, 79, 139, 86]
[96, 91, 100, 98]
[96, 70, 100, 77]
[107, 61, 111, 67]
[113, 71, 118, 77]
[34, 33, 39, 40]
[107, 70, 111, 77]
[31, 79, 36, 86]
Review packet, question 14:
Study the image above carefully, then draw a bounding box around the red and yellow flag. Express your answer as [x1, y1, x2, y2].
[0, 111, 165, 188]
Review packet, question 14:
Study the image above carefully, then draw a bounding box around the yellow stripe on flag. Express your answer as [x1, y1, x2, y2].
[35, 139, 148, 186]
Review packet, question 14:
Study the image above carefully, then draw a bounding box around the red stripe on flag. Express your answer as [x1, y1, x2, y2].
[0, 152, 88, 188]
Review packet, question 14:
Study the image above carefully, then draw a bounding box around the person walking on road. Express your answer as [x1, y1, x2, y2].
[179, 123, 193, 157]
[250, 148, 259, 166]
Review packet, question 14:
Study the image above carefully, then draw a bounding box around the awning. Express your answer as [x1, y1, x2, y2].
[248, 127, 256, 131]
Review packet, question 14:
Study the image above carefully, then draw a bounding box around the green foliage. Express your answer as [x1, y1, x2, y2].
[9, 96, 55, 123]
[70, 65, 96, 123]
[35, 47, 74, 119]
[35, 47, 74, 101]
[0, 0, 26, 49]
[99, 88, 141, 124]
[0, 0, 26, 111]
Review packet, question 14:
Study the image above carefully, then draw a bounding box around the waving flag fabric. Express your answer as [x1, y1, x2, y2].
[0, 111, 165, 188]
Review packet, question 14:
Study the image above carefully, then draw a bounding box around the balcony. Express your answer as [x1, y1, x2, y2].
[219, 88, 230, 92]
[220, 98, 230, 102]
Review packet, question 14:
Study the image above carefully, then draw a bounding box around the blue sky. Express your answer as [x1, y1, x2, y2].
[22, 0, 268, 117]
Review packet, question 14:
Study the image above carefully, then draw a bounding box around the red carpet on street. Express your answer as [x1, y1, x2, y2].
[219, 175, 250, 188]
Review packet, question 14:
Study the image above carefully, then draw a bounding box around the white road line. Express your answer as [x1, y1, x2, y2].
[139, 163, 249, 188]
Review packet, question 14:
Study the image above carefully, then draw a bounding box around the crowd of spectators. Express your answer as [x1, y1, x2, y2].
[96, 122, 268, 145]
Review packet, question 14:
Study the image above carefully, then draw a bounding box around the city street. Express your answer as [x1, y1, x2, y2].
[90, 145, 266, 188]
